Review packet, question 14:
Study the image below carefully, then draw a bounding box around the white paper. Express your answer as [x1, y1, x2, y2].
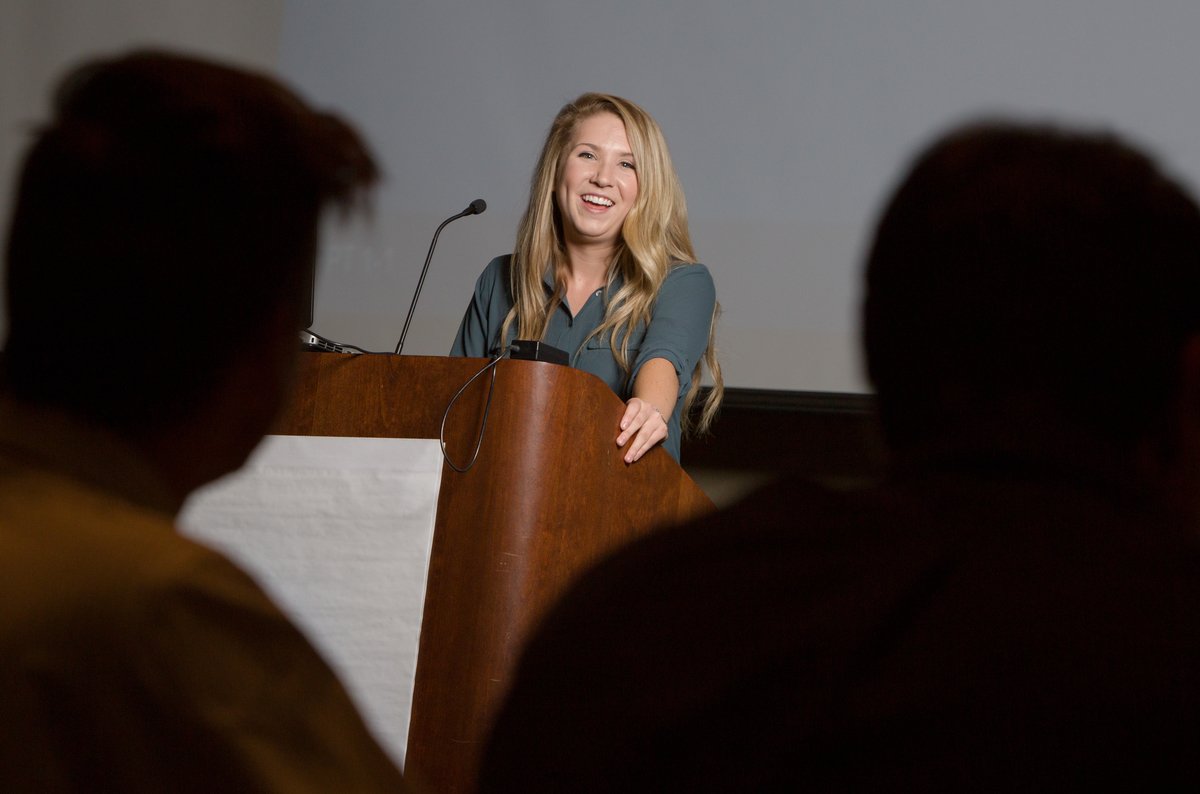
[179, 434, 443, 767]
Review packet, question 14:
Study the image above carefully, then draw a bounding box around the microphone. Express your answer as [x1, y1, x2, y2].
[394, 199, 487, 355]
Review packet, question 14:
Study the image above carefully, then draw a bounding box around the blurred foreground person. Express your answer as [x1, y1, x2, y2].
[481, 122, 1200, 790]
[0, 51, 407, 790]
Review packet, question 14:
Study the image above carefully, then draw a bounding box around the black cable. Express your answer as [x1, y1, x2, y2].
[440, 348, 509, 473]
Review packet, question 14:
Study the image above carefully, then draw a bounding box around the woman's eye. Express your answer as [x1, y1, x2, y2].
[578, 151, 595, 160]
[621, 161, 636, 170]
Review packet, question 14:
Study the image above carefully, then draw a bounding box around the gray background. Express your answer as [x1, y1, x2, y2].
[6, 0, 1200, 392]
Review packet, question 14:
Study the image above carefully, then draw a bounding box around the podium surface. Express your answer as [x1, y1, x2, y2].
[276, 352, 713, 791]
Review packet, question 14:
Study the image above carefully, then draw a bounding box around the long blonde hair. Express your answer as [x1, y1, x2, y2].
[502, 92, 722, 434]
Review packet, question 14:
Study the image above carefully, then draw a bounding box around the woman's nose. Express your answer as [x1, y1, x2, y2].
[590, 159, 613, 186]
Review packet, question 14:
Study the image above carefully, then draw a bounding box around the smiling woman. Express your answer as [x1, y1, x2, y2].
[450, 92, 723, 463]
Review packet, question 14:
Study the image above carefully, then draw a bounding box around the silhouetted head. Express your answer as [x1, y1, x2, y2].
[863, 121, 1200, 454]
[4, 50, 378, 438]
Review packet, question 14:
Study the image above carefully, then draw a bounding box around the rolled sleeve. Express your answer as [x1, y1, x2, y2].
[631, 263, 716, 396]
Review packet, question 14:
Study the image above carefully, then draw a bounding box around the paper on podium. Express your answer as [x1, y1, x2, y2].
[179, 434, 443, 766]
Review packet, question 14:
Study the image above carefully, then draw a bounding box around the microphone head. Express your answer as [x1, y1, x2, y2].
[467, 198, 487, 215]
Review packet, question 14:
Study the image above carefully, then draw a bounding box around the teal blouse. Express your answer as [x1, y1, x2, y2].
[450, 255, 716, 461]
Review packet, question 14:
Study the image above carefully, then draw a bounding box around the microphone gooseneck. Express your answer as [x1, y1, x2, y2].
[394, 199, 487, 355]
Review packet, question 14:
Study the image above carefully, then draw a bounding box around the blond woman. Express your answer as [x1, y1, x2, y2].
[452, 93, 721, 462]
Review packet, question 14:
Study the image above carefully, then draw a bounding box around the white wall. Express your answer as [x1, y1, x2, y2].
[7, 1, 1200, 393]
[277, 0, 1200, 392]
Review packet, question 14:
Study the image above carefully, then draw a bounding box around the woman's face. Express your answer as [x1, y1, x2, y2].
[555, 112, 639, 255]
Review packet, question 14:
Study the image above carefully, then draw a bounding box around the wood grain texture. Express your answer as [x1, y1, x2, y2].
[275, 352, 713, 792]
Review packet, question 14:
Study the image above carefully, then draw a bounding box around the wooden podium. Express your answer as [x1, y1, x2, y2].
[275, 352, 713, 792]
